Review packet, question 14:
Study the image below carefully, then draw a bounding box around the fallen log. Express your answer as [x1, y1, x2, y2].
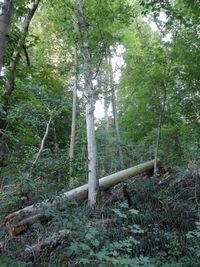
[5, 160, 159, 235]
[21, 229, 70, 260]
[6, 184, 130, 236]
[21, 217, 115, 260]
[6, 214, 52, 237]
[21, 217, 119, 260]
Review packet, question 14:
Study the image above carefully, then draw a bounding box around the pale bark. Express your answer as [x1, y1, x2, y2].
[75, 0, 98, 208]
[21, 230, 70, 259]
[104, 91, 109, 130]
[52, 120, 61, 184]
[5, 159, 159, 231]
[0, 0, 13, 73]
[108, 56, 124, 169]
[69, 46, 78, 188]
[32, 116, 52, 169]
[96, 68, 109, 130]
[103, 62, 109, 131]
[154, 81, 167, 176]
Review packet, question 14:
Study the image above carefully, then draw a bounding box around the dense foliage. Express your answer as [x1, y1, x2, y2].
[0, 0, 199, 266]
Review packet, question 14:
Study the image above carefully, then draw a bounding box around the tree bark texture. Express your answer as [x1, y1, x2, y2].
[154, 81, 167, 176]
[103, 59, 109, 131]
[6, 214, 51, 236]
[52, 120, 62, 184]
[21, 230, 70, 259]
[0, 0, 13, 73]
[75, 0, 98, 208]
[69, 45, 78, 187]
[108, 56, 124, 169]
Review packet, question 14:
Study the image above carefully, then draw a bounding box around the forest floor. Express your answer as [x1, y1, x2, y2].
[0, 167, 200, 267]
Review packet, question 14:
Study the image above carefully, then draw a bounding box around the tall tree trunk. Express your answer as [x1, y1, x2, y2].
[52, 120, 62, 184]
[69, 45, 78, 188]
[104, 89, 109, 131]
[75, 0, 98, 208]
[0, 0, 13, 74]
[154, 81, 167, 176]
[102, 58, 110, 175]
[108, 56, 124, 169]
[0, 0, 40, 126]
[154, 116, 162, 176]
[103, 60, 109, 131]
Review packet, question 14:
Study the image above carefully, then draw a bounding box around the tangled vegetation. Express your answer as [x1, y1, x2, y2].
[0, 0, 199, 266]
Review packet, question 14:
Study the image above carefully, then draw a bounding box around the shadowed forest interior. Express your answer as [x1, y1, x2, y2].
[0, 0, 200, 266]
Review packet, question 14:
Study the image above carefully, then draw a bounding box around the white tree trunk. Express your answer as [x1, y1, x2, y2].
[86, 101, 98, 207]
[103, 64, 109, 131]
[69, 45, 78, 187]
[52, 120, 61, 184]
[0, 0, 13, 73]
[75, 0, 98, 208]
[108, 56, 124, 169]
[154, 81, 167, 176]
[104, 93, 109, 130]
[97, 67, 109, 130]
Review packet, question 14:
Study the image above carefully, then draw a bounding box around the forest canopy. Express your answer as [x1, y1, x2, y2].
[0, 0, 199, 266]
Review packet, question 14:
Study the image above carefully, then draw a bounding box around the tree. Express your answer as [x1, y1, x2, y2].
[69, 45, 78, 188]
[0, 0, 40, 129]
[0, 0, 41, 167]
[75, 0, 98, 208]
[154, 80, 167, 176]
[108, 53, 124, 169]
[0, 0, 13, 73]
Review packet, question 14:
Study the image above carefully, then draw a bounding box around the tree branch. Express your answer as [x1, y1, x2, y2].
[31, 116, 52, 169]
[22, 45, 31, 67]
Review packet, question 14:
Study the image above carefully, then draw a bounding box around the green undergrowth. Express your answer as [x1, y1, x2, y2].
[0, 175, 200, 266]
[0, 256, 27, 267]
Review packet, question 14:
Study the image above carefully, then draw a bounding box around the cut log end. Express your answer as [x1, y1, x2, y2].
[21, 230, 70, 260]
[5, 160, 160, 236]
[6, 214, 52, 236]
